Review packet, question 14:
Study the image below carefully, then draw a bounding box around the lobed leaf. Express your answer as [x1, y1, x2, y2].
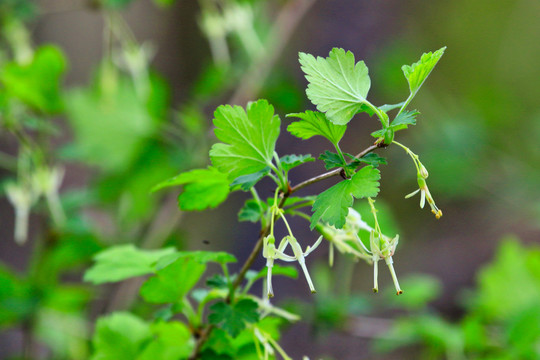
[230, 168, 270, 191]
[0, 45, 66, 113]
[299, 48, 371, 125]
[371, 110, 419, 138]
[391, 110, 419, 129]
[208, 299, 260, 338]
[140, 257, 207, 304]
[280, 154, 315, 173]
[152, 167, 230, 211]
[402, 47, 446, 96]
[84, 245, 176, 285]
[138, 321, 193, 360]
[287, 110, 346, 145]
[319, 150, 346, 170]
[238, 199, 266, 223]
[311, 166, 380, 229]
[210, 99, 280, 180]
[154, 251, 237, 270]
[353, 152, 387, 168]
[91, 312, 151, 360]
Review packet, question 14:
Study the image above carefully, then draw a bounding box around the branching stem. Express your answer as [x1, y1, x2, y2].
[189, 142, 381, 359]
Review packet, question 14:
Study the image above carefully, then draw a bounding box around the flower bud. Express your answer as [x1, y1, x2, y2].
[419, 163, 429, 179]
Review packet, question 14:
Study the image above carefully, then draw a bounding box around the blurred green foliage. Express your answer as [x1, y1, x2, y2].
[1, 0, 539, 359]
[375, 237, 540, 359]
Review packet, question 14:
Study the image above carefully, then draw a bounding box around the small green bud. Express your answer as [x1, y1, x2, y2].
[419, 163, 429, 179]
[383, 128, 394, 145]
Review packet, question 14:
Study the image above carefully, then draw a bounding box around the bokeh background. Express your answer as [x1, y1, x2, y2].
[1, 0, 539, 359]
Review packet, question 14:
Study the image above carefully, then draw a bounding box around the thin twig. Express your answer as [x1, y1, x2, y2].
[291, 144, 379, 193]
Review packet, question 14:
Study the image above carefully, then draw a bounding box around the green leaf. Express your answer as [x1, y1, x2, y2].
[152, 167, 230, 211]
[154, 251, 237, 270]
[280, 154, 315, 173]
[65, 75, 159, 172]
[238, 199, 266, 223]
[210, 100, 280, 180]
[206, 274, 229, 289]
[391, 110, 418, 129]
[379, 102, 405, 113]
[299, 48, 371, 125]
[319, 151, 346, 170]
[84, 245, 176, 285]
[0, 265, 39, 326]
[402, 47, 446, 96]
[319, 151, 384, 172]
[208, 299, 260, 338]
[138, 321, 194, 360]
[140, 256, 207, 303]
[371, 110, 419, 139]
[348, 152, 387, 168]
[202, 328, 235, 357]
[474, 238, 540, 321]
[386, 274, 442, 311]
[0, 45, 66, 113]
[286, 111, 346, 145]
[91, 312, 151, 360]
[311, 166, 380, 229]
[230, 168, 270, 191]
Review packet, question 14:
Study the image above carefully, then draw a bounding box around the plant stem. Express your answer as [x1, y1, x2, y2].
[189, 142, 381, 359]
[290, 143, 379, 193]
[395, 92, 414, 119]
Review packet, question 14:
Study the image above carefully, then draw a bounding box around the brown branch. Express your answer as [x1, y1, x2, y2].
[188, 142, 380, 359]
[290, 144, 380, 193]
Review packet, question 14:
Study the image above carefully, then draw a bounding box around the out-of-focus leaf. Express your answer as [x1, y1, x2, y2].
[0, 45, 66, 113]
[138, 321, 194, 360]
[209, 299, 259, 338]
[0, 265, 40, 326]
[96, 142, 179, 223]
[385, 274, 442, 310]
[206, 274, 229, 289]
[238, 199, 266, 223]
[154, 251, 236, 270]
[506, 306, 540, 358]
[140, 256, 207, 303]
[473, 238, 540, 321]
[202, 328, 235, 357]
[91, 312, 150, 360]
[152, 167, 230, 211]
[84, 245, 176, 285]
[65, 74, 159, 172]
